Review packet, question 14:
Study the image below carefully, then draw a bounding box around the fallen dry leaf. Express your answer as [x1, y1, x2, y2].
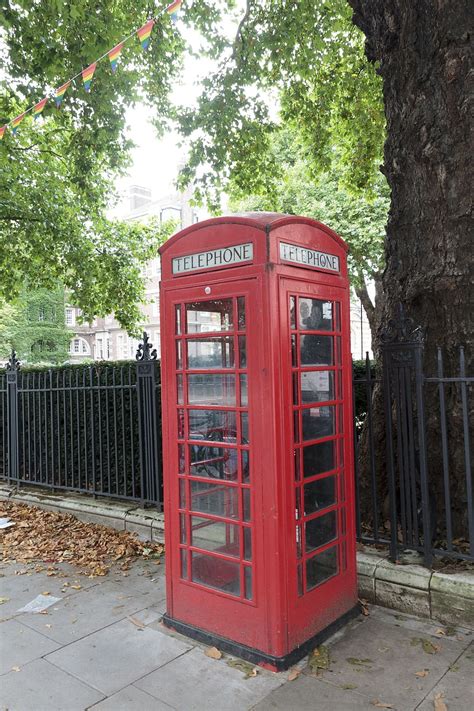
[309, 646, 330, 674]
[205, 647, 222, 660]
[226, 659, 259, 678]
[287, 668, 300, 682]
[70, 585, 82, 590]
[128, 616, 145, 630]
[434, 692, 447, 711]
[415, 670, 429, 678]
[0, 502, 164, 577]
[371, 701, 393, 709]
[11, 666, 21, 672]
[359, 598, 370, 616]
[0, 597, 9, 605]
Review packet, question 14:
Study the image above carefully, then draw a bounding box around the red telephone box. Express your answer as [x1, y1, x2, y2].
[159, 213, 358, 670]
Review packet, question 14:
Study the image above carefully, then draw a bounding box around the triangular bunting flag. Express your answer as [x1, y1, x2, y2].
[0, 125, 6, 141]
[11, 113, 26, 135]
[82, 63, 97, 92]
[55, 80, 71, 108]
[137, 19, 154, 50]
[166, 0, 182, 22]
[108, 42, 124, 73]
[32, 98, 48, 120]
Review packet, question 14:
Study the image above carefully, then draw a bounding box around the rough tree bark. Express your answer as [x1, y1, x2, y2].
[347, 0, 473, 536]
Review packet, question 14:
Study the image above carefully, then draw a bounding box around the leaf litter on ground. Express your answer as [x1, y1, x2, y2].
[226, 659, 259, 678]
[0, 502, 164, 577]
[308, 645, 330, 675]
[410, 638, 441, 655]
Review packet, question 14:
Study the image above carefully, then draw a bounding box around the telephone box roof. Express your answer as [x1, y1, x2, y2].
[159, 212, 348, 255]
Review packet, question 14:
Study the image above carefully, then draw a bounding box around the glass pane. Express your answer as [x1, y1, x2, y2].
[186, 299, 233, 333]
[181, 549, 188, 579]
[294, 450, 301, 481]
[190, 444, 238, 481]
[177, 374, 184, 404]
[178, 444, 185, 474]
[237, 296, 246, 330]
[244, 527, 252, 561]
[241, 412, 249, 443]
[191, 552, 240, 595]
[180, 514, 187, 544]
[238, 336, 247, 368]
[334, 302, 341, 331]
[191, 516, 239, 556]
[244, 566, 252, 600]
[297, 563, 303, 596]
[175, 304, 181, 335]
[242, 488, 251, 521]
[302, 405, 335, 441]
[306, 546, 338, 590]
[179, 478, 186, 508]
[187, 338, 234, 369]
[296, 525, 302, 558]
[305, 511, 337, 553]
[301, 371, 334, 404]
[291, 335, 297, 367]
[188, 374, 236, 405]
[177, 409, 185, 439]
[240, 374, 248, 406]
[242, 450, 250, 483]
[304, 475, 336, 515]
[293, 411, 300, 443]
[176, 340, 182, 370]
[290, 296, 296, 329]
[188, 410, 237, 443]
[303, 440, 335, 478]
[293, 373, 299, 405]
[299, 299, 333, 331]
[300, 335, 333, 366]
[190, 480, 239, 518]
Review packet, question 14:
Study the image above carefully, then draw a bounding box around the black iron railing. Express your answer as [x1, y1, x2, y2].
[353, 309, 473, 565]
[0, 333, 162, 507]
[1, 323, 472, 565]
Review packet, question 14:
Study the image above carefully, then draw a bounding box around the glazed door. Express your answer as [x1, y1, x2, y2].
[280, 278, 357, 646]
[163, 278, 266, 648]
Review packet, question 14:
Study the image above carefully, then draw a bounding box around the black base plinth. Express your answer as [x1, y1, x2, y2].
[162, 605, 359, 671]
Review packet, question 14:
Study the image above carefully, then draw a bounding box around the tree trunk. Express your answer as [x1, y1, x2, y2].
[347, 0, 473, 538]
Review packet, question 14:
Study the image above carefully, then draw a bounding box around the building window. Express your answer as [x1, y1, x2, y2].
[70, 337, 90, 356]
[97, 338, 103, 359]
[65, 308, 75, 326]
[38, 305, 46, 322]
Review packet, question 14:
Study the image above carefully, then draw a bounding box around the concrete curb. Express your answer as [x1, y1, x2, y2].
[357, 546, 474, 628]
[1, 485, 472, 628]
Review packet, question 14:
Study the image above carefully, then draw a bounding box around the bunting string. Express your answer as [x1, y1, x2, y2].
[0, 0, 183, 140]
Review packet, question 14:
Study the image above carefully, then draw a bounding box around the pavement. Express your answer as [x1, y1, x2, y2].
[0, 557, 473, 711]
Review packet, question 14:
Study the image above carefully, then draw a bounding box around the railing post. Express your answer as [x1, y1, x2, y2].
[6, 350, 20, 484]
[381, 305, 428, 563]
[136, 332, 160, 507]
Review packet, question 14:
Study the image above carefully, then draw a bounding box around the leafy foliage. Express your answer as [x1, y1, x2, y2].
[177, 0, 385, 207]
[229, 128, 388, 291]
[0, 286, 70, 364]
[0, 1, 182, 331]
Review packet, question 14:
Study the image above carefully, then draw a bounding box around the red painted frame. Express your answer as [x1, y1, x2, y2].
[159, 214, 357, 668]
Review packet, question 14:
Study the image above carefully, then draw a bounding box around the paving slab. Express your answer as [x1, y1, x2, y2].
[89, 684, 175, 710]
[0, 618, 60, 675]
[18, 576, 159, 644]
[252, 673, 375, 710]
[0, 658, 104, 711]
[45, 617, 192, 695]
[135, 646, 284, 711]
[305, 614, 469, 710]
[417, 641, 474, 711]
